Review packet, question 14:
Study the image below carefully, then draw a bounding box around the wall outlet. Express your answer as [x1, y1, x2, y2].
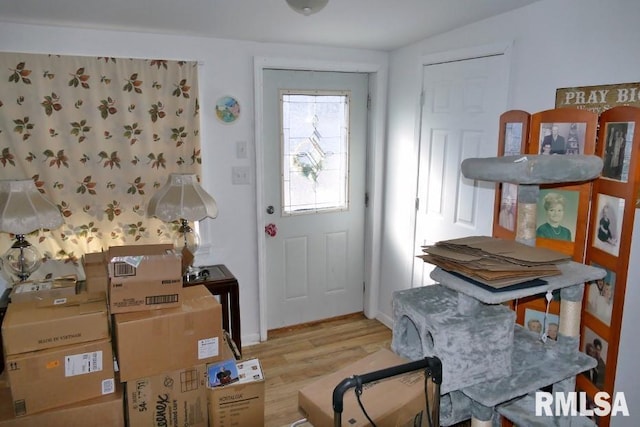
[231, 166, 251, 185]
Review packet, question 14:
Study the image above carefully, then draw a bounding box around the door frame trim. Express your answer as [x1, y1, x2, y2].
[410, 41, 514, 286]
[254, 57, 388, 341]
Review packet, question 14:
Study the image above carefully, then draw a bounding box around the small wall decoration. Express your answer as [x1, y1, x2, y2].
[215, 95, 240, 123]
[556, 82, 640, 114]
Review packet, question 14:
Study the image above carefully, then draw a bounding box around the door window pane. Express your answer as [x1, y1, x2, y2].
[281, 90, 350, 215]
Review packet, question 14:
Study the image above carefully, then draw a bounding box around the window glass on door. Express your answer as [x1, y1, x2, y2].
[280, 90, 350, 215]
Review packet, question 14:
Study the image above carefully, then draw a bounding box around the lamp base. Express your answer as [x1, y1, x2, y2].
[2, 235, 42, 282]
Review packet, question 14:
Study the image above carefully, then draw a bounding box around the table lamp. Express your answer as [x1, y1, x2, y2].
[147, 173, 218, 263]
[0, 179, 64, 281]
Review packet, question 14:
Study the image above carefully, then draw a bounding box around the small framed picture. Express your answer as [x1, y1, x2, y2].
[592, 193, 625, 256]
[504, 121, 525, 156]
[582, 327, 608, 390]
[498, 182, 517, 232]
[602, 121, 634, 182]
[538, 122, 587, 155]
[586, 262, 615, 326]
[524, 308, 559, 341]
[535, 188, 579, 243]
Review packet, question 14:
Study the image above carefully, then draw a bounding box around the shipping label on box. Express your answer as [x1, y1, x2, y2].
[114, 285, 223, 381]
[107, 244, 183, 314]
[5, 338, 115, 416]
[207, 359, 265, 427]
[126, 364, 208, 427]
[1, 292, 109, 356]
[298, 348, 437, 427]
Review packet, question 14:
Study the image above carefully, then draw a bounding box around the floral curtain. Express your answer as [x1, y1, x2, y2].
[0, 52, 201, 267]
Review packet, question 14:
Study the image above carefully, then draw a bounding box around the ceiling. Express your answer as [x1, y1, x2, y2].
[0, 0, 541, 51]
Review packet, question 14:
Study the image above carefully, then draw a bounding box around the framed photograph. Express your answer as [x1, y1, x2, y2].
[602, 121, 634, 182]
[592, 193, 624, 257]
[493, 110, 530, 239]
[535, 188, 579, 243]
[582, 327, 608, 390]
[524, 308, 560, 341]
[529, 109, 597, 155]
[538, 122, 587, 155]
[586, 262, 615, 326]
[498, 182, 517, 232]
[527, 109, 597, 261]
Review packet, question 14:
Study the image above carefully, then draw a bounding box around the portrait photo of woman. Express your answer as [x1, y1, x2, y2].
[593, 193, 624, 257]
[535, 190, 579, 242]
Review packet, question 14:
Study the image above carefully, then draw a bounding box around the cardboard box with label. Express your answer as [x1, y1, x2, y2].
[114, 285, 223, 382]
[9, 277, 77, 304]
[82, 251, 109, 294]
[298, 348, 437, 427]
[1, 292, 109, 356]
[5, 338, 116, 416]
[107, 244, 183, 314]
[207, 358, 265, 427]
[0, 381, 124, 427]
[126, 364, 208, 427]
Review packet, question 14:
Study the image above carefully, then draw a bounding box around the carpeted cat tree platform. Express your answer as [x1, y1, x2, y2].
[392, 155, 606, 426]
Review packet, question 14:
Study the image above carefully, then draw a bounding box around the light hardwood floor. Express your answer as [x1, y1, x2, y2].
[242, 313, 393, 427]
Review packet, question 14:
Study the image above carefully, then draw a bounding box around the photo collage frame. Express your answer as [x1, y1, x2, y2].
[578, 106, 640, 403]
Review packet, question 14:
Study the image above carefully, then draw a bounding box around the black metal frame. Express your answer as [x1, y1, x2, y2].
[332, 356, 442, 427]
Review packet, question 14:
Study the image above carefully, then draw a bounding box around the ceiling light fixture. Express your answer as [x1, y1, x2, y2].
[286, 0, 328, 16]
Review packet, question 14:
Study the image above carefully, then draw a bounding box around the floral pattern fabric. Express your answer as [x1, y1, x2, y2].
[0, 52, 201, 267]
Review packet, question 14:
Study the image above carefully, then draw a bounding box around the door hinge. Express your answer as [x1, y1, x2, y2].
[415, 197, 420, 211]
[363, 281, 366, 293]
[420, 90, 425, 107]
[367, 94, 371, 110]
[365, 192, 369, 208]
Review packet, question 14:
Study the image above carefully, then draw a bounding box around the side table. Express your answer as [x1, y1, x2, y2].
[183, 264, 242, 355]
[0, 287, 10, 374]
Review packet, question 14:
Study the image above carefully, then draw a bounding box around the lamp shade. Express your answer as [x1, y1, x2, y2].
[147, 173, 218, 222]
[0, 179, 64, 235]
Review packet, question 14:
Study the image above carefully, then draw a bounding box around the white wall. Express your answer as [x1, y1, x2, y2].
[0, 22, 388, 345]
[382, 0, 640, 422]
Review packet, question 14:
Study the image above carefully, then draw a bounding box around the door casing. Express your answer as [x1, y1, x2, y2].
[254, 57, 388, 341]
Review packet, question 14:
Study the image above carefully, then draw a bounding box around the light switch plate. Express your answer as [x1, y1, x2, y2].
[235, 140, 248, 159]
[231, 166, 251, 185]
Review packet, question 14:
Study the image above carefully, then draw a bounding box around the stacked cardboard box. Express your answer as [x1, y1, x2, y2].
[207, 356, 266, 427]
[101, 244, 231, 426]
[0, 244, 262, 426]
[0, 374, 125, 427]
[0, 292, 117, 418]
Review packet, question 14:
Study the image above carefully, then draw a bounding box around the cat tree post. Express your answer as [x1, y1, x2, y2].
[460, 154, 603, 427]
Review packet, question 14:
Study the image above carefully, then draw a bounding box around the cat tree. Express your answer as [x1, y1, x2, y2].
[392, 155, 606, 426]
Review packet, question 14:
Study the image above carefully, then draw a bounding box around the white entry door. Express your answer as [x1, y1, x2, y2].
[412, 52, 510, 286]
[263, 69, 368, 330]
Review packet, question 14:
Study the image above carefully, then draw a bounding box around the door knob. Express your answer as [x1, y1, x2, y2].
[266, 205, 275, 215]
[265, 223, 277, 237]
